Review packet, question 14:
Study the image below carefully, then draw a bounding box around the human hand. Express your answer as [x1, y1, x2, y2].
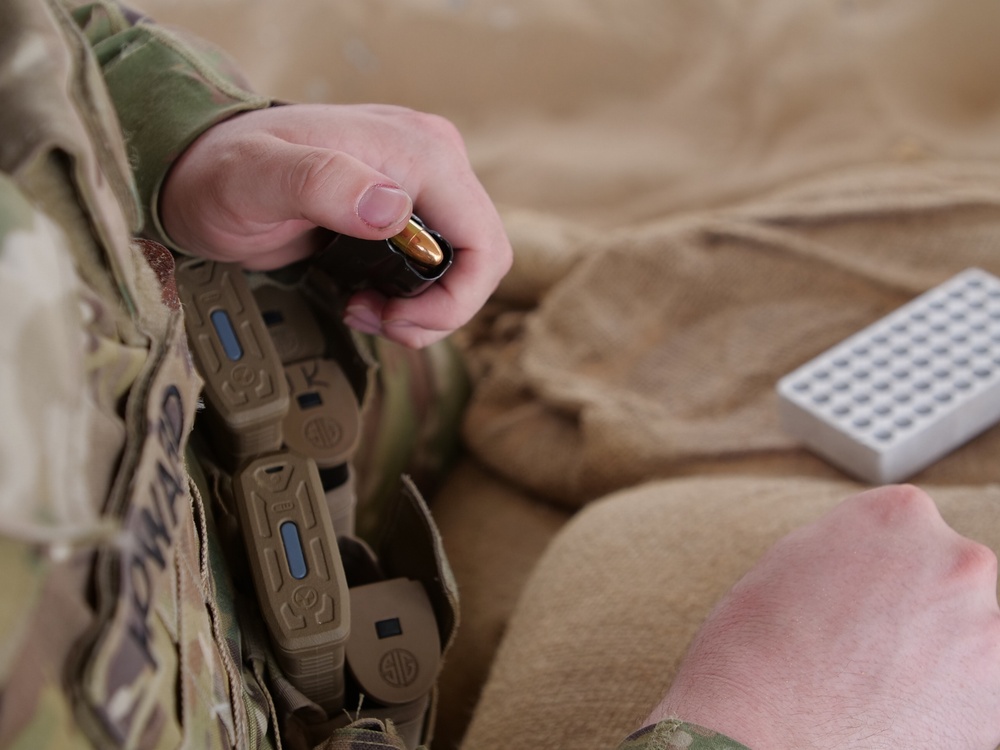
[159, 104, 512, 348]
[644, 485, 1000, 749]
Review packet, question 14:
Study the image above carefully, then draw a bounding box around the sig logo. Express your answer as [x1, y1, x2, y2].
[379, 649, 419, 688]
[304, 416, 342, 450]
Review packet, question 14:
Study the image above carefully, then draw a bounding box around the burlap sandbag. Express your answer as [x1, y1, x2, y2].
[459, 475, 1000, 750]
[430, 460, 569, 750]
[463, 163, 1000, 507]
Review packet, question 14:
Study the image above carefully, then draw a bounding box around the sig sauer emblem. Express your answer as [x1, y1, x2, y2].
[379, 649, 419, 688]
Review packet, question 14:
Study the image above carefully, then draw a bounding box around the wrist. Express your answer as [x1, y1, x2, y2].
[624, 718, 752, 750]
[646, 677, 783, 750]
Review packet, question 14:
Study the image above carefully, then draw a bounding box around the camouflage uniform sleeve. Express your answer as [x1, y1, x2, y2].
[69, 1, 271, 245]
[617, 720, 752, 750]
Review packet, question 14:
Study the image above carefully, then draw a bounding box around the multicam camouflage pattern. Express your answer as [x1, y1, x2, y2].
[353, 332, 470, 541]
[0, 5, 243, 748]
[70, 0, 271, 249]
[310, 718, 408, 750]
[0, 2, 459, 749]
[618, 720, 751, 750]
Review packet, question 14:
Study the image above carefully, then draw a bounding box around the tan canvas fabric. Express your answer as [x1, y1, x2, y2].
[429, 460, 570, 749]
[464, 165, 1000, 506]
[129, 0, 1000, 747]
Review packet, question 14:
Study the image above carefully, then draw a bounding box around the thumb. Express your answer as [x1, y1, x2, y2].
[240, 136, 413, 239]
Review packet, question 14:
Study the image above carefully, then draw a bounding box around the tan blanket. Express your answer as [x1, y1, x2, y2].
[139, 1, 1000, 747]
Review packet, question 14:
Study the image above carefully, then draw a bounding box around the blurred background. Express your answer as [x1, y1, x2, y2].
[138, 0, 1000, 236]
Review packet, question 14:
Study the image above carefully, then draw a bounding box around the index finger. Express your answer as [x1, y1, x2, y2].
[380, 174, 512, 345]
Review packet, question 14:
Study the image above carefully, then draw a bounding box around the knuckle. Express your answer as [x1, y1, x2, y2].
[289, 149, 342, 199]
[406, 110, 466, 150]
[862, 483, 938, 525]
[886, 483, 935, 509]
[951, 538, 998, 583]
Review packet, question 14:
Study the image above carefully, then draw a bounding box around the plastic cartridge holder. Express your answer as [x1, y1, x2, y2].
[314, 215, 454, 298]
[233, 450, 351, 713]
[175, 258, 289, 465]
[282, 358, 361, 471]
[251, 283, 327, 365]
[346, 578, 441, 707]
[777, 268, 1000, 483]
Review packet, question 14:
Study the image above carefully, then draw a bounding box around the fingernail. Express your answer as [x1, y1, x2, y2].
[358, 185, 411, 229]
[344, 305, 383, 335]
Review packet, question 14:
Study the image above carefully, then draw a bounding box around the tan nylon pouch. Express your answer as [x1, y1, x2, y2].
[277, 478, 459, 750]
[182, 267, 459, 750]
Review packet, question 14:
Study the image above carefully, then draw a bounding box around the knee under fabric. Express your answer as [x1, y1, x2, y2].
[175, 257, 450, 747]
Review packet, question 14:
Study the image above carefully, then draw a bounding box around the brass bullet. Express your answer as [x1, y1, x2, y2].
[389, 218, 445, 267]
